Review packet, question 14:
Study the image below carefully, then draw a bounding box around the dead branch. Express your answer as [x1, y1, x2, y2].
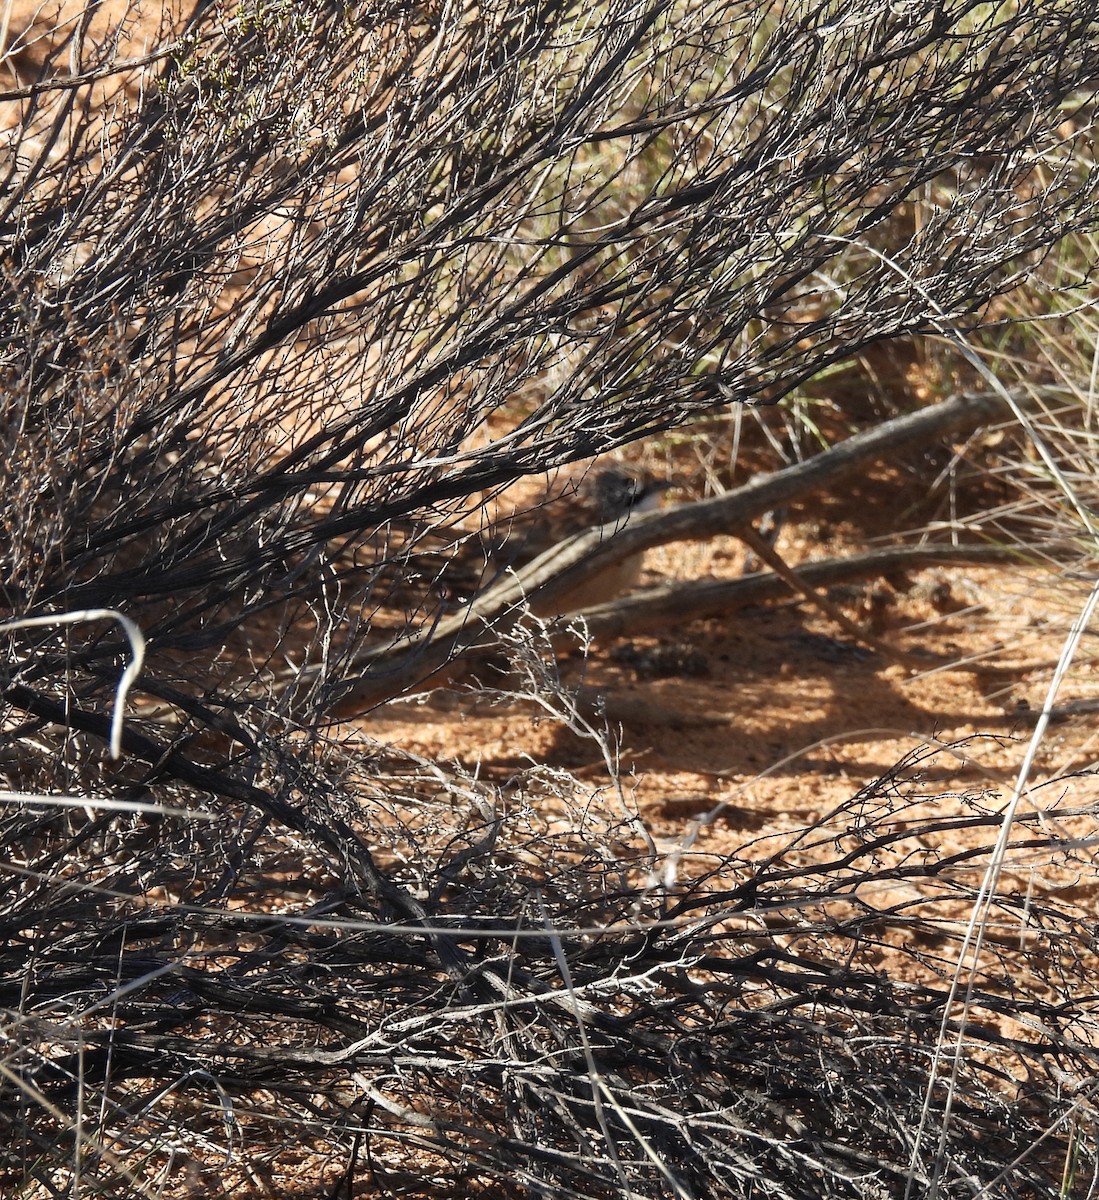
[574, 540, 1030, 642]
[286, 390, 1015, 711]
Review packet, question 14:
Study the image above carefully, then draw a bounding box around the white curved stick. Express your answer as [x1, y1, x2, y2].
[1, 608, 145, 760]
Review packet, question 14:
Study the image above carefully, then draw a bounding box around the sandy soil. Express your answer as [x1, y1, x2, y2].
[357, 486, 1099, 878]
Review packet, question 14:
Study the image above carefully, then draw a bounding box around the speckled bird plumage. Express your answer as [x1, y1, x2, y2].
[490, 460, 671, 612]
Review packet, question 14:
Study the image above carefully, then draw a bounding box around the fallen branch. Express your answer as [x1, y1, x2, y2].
[568, 540, 1033, 641]
[281, 391, 1014, 712]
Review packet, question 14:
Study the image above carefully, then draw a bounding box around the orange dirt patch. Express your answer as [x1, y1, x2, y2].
[355, 523, 1099, 914]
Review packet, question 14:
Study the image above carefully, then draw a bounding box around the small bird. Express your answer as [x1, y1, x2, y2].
[491, 460, 672, 612]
